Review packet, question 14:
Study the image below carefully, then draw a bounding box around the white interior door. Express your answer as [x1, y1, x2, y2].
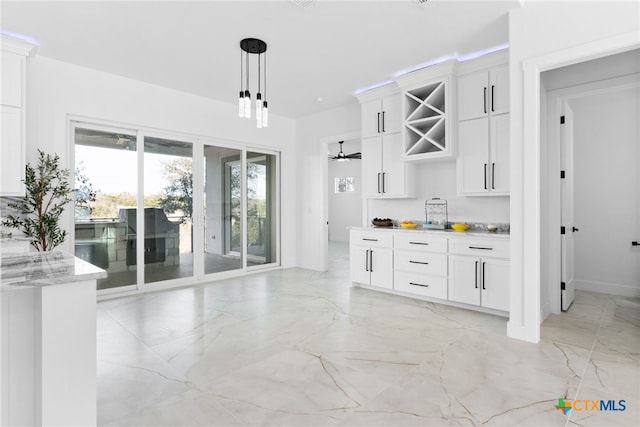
[560, 105, 575, 311]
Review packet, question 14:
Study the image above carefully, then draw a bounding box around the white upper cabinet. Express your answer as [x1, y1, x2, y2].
[1, 52, 23, 107]
[357, 86, 415, 199]
[1, 35, 36, 197]
[361, 94, 401, 139]
[457, 65, 509, 121]
[361, 133, 415, 198]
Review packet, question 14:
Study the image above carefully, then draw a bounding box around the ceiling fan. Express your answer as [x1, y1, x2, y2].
[331, 141, 361, 161]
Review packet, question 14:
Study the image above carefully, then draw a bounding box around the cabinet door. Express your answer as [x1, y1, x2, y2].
[1, 51, 23, 108]
[369, 247, 393, 289]
[361, 136, 383, 197]
[457, 71, 488, 121]
[480, 258, 509, 311]
[457, 118, 489, 195]
[381, 94, 401, 134]
[349, 245, 370, 285]
[489, 114, 510, 194]
[0, 107, 24, 196]
[489, 66, 509, 115]
[380, 133, 406, 197]
[361, 99, 381, 139]
[448, 255, 480, 306]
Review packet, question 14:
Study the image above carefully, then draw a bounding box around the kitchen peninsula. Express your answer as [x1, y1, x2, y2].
[1, 250, 106, 426]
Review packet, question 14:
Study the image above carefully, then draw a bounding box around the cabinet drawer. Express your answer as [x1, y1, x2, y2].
[350, 230, 393, 248]
[394, 271, 447, 300]
[394, 250, 447, 276]
[449, 238, 509, 258]
[394, 233, 447, 252]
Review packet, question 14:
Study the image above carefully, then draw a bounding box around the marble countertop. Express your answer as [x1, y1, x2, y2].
[350, 226, 510, 239]
[1, 250, 107, 288]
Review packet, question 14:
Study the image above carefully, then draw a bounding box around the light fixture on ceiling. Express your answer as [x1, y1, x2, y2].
[238, 38, 268, 128]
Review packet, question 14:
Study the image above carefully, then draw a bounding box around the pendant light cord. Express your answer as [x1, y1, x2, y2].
[264, 52, 267, 100]
[258, 53, 261, 93]
[246, 51, 250, 90]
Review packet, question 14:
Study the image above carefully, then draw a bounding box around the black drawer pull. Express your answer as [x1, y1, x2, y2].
[409, 260, 429, 265]
[362, 238, 378, 242]
[409, 241, 429, 245]
[469, 246, 493, 250]
[409, 282, 429, 288]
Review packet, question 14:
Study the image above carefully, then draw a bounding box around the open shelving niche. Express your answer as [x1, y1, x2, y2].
[404, 81, 447, 156]
[396, 60, 456, 161]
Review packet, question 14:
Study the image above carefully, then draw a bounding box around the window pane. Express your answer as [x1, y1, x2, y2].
[143, 137, 193, 284]
[203, 145, 243, 274]
[247, 151, 277, 266]
[74, 127, 137, 290]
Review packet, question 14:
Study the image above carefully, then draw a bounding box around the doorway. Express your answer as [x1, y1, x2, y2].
[541, 49, 640, 316]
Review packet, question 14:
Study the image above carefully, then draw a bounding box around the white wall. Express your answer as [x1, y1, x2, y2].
[25, 56, 297, 267]
[296, 103, 360, 270]
[367, 160, 509, 225]
[328, 139, 362, 242]
[509, 0, 640, 342]
[571, 86, 640, 296]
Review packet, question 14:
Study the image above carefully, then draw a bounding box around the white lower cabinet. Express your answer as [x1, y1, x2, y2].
[448, 238, 509, 312]
[349, 230, 393, 289]
[349, 229, 509, 315]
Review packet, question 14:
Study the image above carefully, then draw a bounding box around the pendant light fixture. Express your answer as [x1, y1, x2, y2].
[238, 38, 268, 128]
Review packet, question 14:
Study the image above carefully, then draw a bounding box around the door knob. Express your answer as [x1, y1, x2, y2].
[572, 227, 579, 232]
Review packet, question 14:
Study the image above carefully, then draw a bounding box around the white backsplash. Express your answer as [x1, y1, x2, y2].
[367, 160, 510, 225]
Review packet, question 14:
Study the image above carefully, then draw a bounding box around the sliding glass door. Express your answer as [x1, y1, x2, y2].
[74, 122, 280, 292]
[203, 145, 243, 274]
[247, 152, 278, 267]
[143, 136, 194, 284]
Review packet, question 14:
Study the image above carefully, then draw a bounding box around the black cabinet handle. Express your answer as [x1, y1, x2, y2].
[409, 260, 429, 265]
[409, 241, 429, 245]
[369, 250, 373, 273]
[482, 261, 486, 290]
[382, 172, 386, 193]
[469, 246, 493, 250]
[362, 238, 378, 242]
[377, 112, 380, 133]
[365, 249, 369, 272]
[377, 173, 381, 194]
[409, 282, 429, 288]
[492, 163, 496, 189]
[572, 227, 579, 232]
[483, 87, 487, 114]
[632, 241, 639, 246]
[474, 261, 479, 288]
[491, 85, 495, 112]
[382, 111, 386, 133]
[484, 164, 488, 190]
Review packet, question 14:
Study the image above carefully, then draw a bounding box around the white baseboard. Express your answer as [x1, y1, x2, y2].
[575, 279, 640, 298]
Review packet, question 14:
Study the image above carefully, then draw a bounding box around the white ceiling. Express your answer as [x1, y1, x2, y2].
[1, 0, 522, 119]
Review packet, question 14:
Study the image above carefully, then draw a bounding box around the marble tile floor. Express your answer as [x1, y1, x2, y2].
[97, 242, 639, 426]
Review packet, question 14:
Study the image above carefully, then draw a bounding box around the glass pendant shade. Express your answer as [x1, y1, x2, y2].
[244, 90, 251, 118]
[262, 101, 268, 127]
[238, 91, 245, 118]
[256, 93, 262, 128]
